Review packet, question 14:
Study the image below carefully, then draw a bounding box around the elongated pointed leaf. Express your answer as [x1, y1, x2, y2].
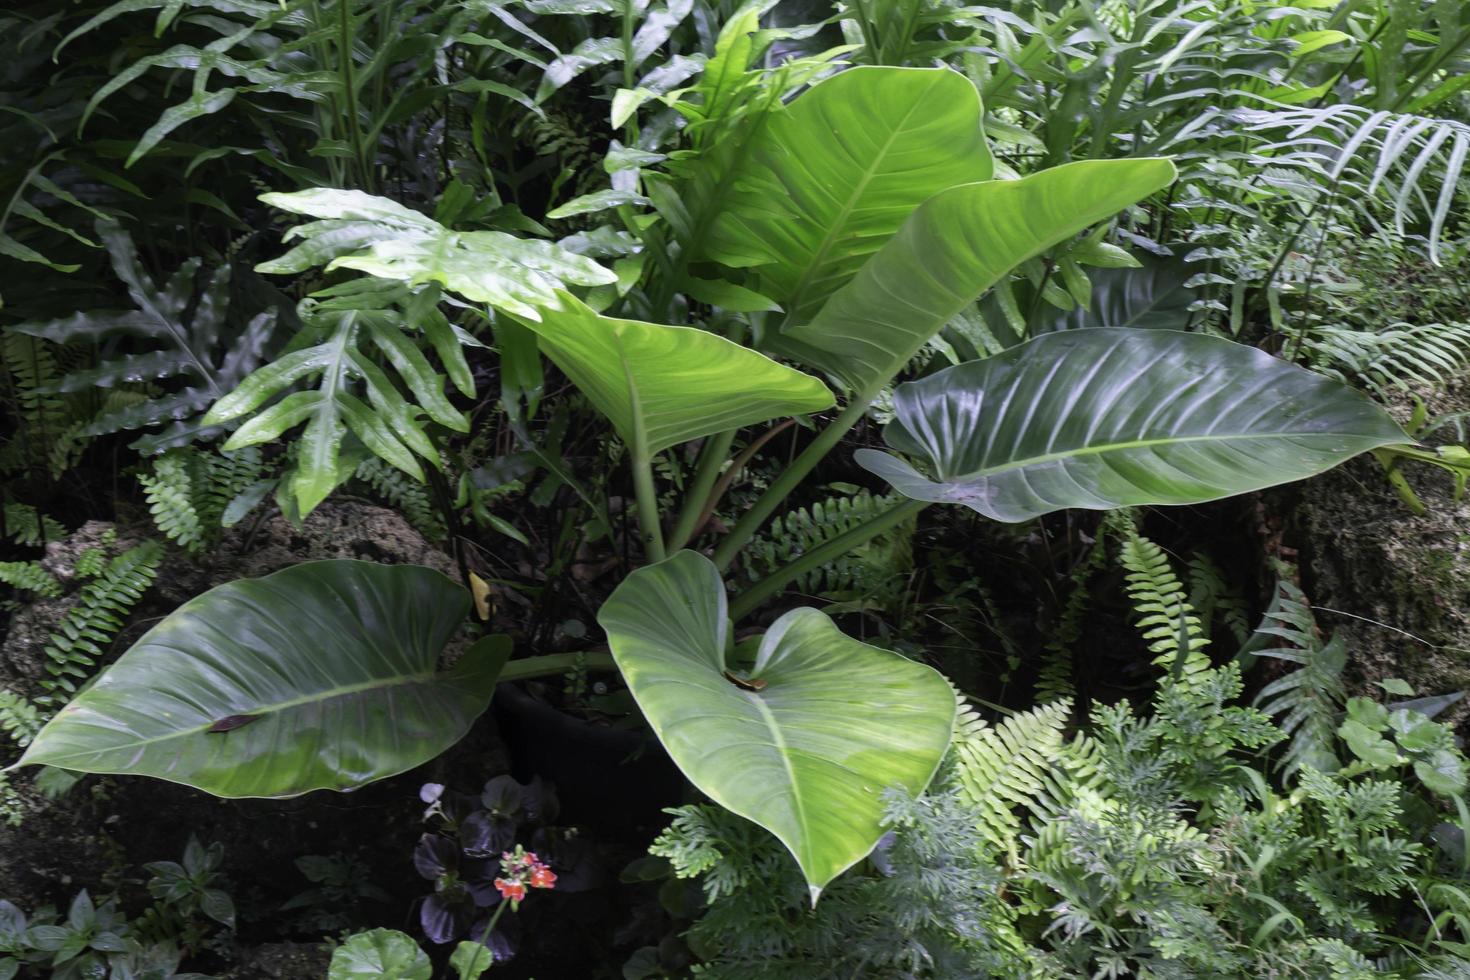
[856, 329, 1408, 522]
[771, 159, 1178, 392]
[257, 188, 615, 319]
[514, 293, 832, 456]
[706, 66, 992, 321]
[599, 551, 954, 900]
[14, 561, 507, 798]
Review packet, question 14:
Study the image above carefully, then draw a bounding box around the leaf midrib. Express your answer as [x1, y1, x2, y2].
[41, 667, 446, 763]
[948, 428, 1390, 480]
[784, 73, 943, 317]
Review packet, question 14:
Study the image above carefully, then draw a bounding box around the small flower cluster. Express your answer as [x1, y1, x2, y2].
[492, 845, 556, 904]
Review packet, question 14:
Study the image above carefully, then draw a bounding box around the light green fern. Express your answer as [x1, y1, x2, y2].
[1118, 529, 1211, 687]
[0, 561, 61, 598]
[952, 698, 1098, 864]
[139, 447, 268, 554]
[40, 540, 163, 699]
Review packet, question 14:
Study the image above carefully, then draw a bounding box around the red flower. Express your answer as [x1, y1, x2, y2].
[494, 878, 527, 903]
[529, 864, 557, 889]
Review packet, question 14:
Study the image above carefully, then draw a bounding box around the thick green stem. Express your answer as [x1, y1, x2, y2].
[667, 429, 736, 552]
[498, 652, 616, 683]
[632, 450, 667, 562]
[711, 391, 875, 571]
[337, 0, 367, 190]
[729, 499, 928, 621]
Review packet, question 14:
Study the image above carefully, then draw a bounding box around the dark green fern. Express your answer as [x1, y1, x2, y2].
[139, 447, 270, 554]
[354, 458, 445, 542]
[40, 540, 164, 700]
[0, 561, 61, 598]
[746, 489, 913, 603]
[1251, 573, 1347, 778]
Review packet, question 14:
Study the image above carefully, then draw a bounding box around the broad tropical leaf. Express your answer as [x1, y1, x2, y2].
[770, 159, 1178, 392]
[257, 189, 616, 319]
[513, 292, 833, 457]
[705, 66, 993, 321]
[14, 561, 507, 798]
[598, 551, 954, 901]
[856, 329, 1408, 522]
[1036, 255, 1198, 332]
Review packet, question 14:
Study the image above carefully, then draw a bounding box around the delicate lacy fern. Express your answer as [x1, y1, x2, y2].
[40, 540, 163, 699]
[1252, 575, 1346, 778]
[746, 490, 913, 601]
[354, 458, 445, 542]
[1118, 530, 1211, 687]
[139, 447, 268, 554]
[0, 561, 61, 598]
[1300, 321, 1470, 395]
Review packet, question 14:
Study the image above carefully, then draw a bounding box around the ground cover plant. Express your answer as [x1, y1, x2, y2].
[2, 0, 1470, 976]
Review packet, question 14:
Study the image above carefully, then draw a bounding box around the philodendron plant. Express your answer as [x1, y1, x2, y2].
[12, 21, 1411, 903]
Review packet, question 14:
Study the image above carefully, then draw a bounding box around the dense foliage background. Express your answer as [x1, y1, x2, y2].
[2, 0, 1470, 977]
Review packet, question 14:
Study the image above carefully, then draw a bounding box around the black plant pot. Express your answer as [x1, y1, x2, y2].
[490, 682, 686, 835]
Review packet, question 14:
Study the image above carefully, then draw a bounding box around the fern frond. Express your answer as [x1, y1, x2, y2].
[1, 331, 84, 478]
[354, 458, 445, 542]
[1118, 530, 1211, 687]
[746, 490, 912, 600]
[952, 699, 1080, 862]
[2, 501, 65, 546]
[1239, 106, 1470, 263]
[0, 561, 62, 598]
[40, 540, 163, 699]
[0, 689, 42, 748]
[1252, 577, 1345, 778]
[139, 454, 206, 554]
[1187, 552, 1251, 645]
[1300, 321, 1470, 394]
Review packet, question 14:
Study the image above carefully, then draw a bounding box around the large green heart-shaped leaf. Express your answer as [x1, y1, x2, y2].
[771, 159, 1178, 392]
[598, 551, 954, 901]
[256, 188, 616, 319]
[514, 292, 833, 457]
[705, 66, 993, 321]
[856, 329, 1408, 522]
[14, 560, 507, 798]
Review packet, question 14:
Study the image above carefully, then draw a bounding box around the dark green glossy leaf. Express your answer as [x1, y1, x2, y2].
[857, 329, 1408, 521]
[15, 561, 507, 798]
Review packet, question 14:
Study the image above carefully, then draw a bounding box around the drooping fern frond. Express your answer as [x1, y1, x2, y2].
[951, 698, 1089, 863]
[0, 689, 42, 749]
[0, 561, 62, 598]
[1187, 552, 1251, 645]
[40, 540, 163, 700]
[1251, 575, 1346, 778]
[7, 221, 280, 455]
[0, 330, 85, 478]
[1299, 321, 1470, 395]
[1118, 530, 1211, 688]
[745, 490, 913, 602]
[354, 458, 445, 542]
[1239, 106, 1470, 263]
[139, 447, 269, 554]
[1, 500, 65, 546]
